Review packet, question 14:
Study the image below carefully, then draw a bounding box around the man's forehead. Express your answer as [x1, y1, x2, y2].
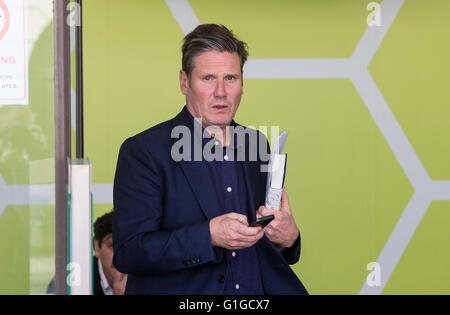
[192, 50, 241, 72]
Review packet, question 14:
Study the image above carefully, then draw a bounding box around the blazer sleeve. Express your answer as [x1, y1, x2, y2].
[281, 233, 301, 265]
[112, 137, 220, 275]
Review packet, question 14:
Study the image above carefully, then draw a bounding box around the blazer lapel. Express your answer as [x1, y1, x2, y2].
[172, 107, 221, 220]
[179, 159, 222, 220]
[242, 157, 261, 223]
[237, 126, 265, 223]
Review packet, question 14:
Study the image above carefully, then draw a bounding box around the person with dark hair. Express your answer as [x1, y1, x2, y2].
[46, 209, 127, 295]
[113, 24, 307, 295]
[93, 210, 127, 295]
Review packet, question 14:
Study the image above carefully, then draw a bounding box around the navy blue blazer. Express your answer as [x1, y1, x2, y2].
[113, 106, 308, 294]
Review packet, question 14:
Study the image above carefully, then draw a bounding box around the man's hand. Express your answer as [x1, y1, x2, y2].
[257, 188, 299, 250]
[210, 212, 264, 250]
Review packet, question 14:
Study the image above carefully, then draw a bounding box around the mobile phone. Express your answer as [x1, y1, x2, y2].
[249, 215, 274, 228]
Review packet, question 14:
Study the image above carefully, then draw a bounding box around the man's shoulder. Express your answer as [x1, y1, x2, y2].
[126, 113, 180, 145]
[118, 114, 181, 160]
[135, 117, 175, 140]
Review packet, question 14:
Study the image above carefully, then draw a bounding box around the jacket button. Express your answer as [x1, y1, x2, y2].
[217, 275, 225, 283]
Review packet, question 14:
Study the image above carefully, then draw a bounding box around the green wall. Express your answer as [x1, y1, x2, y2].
[83, 0, 450, 294]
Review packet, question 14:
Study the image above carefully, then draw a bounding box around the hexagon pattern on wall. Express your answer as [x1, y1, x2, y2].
[165, 0, 450, 294]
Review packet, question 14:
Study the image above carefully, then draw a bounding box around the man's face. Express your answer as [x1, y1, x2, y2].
[94, 234, 115, 272]
[180, 50, 243, 129]
[94, 233, 127, 294]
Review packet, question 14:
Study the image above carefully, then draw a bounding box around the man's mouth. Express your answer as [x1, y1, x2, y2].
[212, 104, 228, 110]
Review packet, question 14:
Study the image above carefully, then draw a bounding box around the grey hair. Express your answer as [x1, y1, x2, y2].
[182, 24, 249, 78]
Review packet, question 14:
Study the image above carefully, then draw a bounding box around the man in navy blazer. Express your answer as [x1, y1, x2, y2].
[113, 24, 308, 295]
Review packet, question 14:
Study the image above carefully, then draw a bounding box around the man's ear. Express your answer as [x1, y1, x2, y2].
[93, 239, 100, 258]
[179, 69, 189, 95]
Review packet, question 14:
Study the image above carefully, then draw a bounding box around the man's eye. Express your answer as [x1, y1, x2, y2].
[204, 75, 212, 80]
[226, 76, 234, 80]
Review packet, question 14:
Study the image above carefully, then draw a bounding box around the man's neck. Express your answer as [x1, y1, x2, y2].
[204, 124, 230, 147]
[185, 104, 232, 146]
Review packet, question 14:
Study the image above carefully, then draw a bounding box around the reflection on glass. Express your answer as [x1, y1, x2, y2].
[0, 0, 55, 294]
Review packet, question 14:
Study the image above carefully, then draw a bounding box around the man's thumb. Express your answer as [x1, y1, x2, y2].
[280, 187, 291, 213]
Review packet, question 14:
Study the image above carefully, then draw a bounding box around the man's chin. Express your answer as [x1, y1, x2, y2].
[207, 122, 232, 130]
[206, 114, 234, 126]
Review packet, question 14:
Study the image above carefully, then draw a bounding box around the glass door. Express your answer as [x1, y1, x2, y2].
[0, 0, 56, 294]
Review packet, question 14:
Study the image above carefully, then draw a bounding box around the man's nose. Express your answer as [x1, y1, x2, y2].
[214, 79, 226, 97]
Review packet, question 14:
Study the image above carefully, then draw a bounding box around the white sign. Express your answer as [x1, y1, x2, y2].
[0, 0, 28, 105]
